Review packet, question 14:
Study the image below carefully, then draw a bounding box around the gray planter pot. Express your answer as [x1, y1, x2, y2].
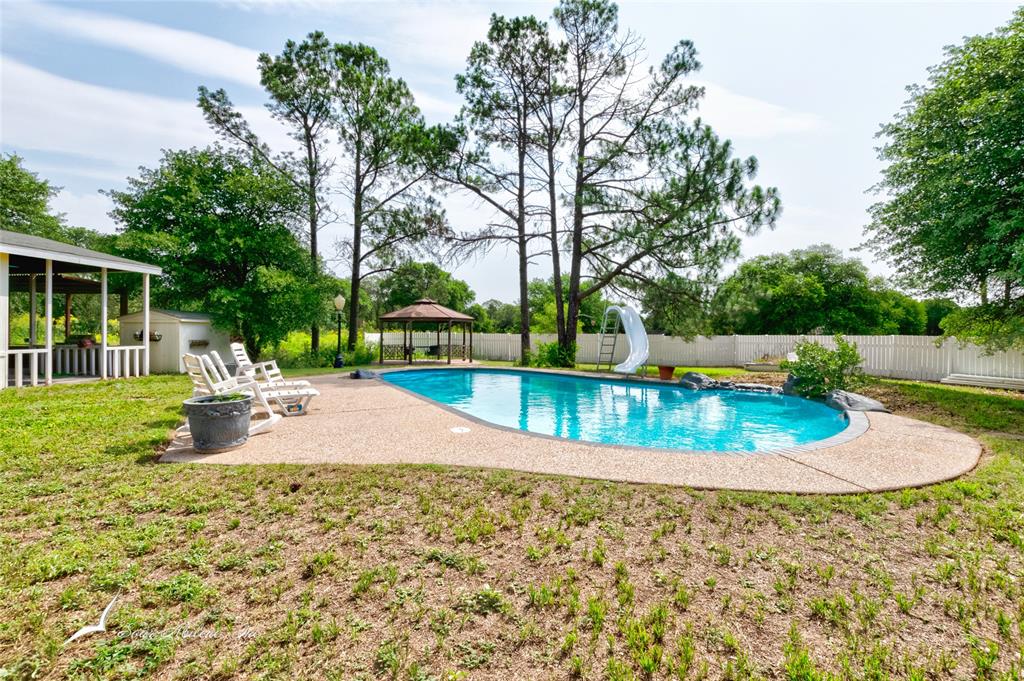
[183, 394, 253, 452]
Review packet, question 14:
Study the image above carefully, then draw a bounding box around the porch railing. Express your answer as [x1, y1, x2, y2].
[6, 347, 47, 388]
[51, 344, 146, 379]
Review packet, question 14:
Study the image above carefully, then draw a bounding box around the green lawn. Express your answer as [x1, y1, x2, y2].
[0, 372, 1021, 680]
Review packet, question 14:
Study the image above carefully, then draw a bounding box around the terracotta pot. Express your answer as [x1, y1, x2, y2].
[657, 365, 676, 380]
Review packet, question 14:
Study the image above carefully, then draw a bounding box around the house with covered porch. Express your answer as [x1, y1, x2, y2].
[1, 230, 160, 389]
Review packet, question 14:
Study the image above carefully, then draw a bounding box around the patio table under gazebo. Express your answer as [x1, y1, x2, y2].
[377, 298, 474, 365]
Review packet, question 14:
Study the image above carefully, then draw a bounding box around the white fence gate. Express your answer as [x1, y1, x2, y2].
[368, 332, 1024, 382]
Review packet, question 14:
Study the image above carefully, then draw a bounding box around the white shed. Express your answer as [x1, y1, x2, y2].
[118, 309, 232, 374]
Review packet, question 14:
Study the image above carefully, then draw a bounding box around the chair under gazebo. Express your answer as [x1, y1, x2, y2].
[377, 298, 474, 365]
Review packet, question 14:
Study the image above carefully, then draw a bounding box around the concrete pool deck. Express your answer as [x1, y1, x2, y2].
[161, 370, 982, 493]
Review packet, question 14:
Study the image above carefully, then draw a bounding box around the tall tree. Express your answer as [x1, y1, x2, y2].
[527, 35, 572, 348]
[553, 0, 779, 358]
[108, 147, 332, 356]
[332, 42, 448, 351]
[446, 14, 556, 361]
[866, 8, 1023, 346]
[377, 261, 475, 314]
[198, 31, 336, 352]
[708, 245, 926, 335]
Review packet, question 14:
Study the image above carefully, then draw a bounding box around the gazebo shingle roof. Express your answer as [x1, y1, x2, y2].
[379, 298, 474, 323]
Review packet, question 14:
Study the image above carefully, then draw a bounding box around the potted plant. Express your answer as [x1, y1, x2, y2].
[657, 365, 676, 380]
[182, 392, 252, 452]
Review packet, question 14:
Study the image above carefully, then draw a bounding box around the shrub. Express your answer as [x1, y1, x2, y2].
[780, 335, 865, 398]
[531, 341, 576, 368]
[268, 330, 376, 368]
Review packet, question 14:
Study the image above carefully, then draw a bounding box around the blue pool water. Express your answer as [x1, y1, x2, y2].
[381, 369, 849, 453]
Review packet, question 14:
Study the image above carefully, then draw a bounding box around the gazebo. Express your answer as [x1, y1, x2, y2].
[378, 298, 474, 365]
[1, 230, 161, 389]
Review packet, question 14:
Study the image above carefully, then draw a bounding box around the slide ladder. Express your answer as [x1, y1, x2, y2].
[597, 305, 650, 376]
[596, 307, 622, 371]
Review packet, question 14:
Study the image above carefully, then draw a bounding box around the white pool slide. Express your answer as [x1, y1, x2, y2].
[605, 305, 650, 374]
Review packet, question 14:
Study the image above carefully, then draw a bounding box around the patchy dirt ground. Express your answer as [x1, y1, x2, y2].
[1, 375, 1022, 680]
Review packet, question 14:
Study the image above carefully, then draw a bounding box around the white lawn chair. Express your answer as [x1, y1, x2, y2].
[183, 353, 281, 435]
[229, 343, 312, 389]
[211, 350, 310, 392]
[201, 353, 318, 417]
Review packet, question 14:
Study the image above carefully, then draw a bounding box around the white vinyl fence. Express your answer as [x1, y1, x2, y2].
[369, 332, 1024, 382]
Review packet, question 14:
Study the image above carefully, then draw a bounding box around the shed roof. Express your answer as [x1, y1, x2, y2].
[1, 230, 162, 275]
[379, 298, 474, 322]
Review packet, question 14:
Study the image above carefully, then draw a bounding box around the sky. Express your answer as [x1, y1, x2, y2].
[1, 0, 1018, 303]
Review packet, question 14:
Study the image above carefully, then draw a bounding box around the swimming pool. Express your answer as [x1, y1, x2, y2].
[380, 368, 851, 453]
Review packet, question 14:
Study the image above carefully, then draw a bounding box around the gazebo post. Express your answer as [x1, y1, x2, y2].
[405, 321, 411, 364]
[446, 321, 452, 365]
[436, 325, 440, 360]
[469, 322, 473, 362]
[461, 323, 466, 361]
[378, 320, 384, 364]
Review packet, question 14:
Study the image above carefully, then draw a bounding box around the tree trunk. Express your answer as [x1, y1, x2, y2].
[306, 131, 320, 353]
[564, 99, 587, 355]
[517, 140, 531, 363]
[548, 141, 565, 347]
[347, 184, 363, 353]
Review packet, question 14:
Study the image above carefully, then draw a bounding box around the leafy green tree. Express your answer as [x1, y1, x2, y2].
[867, 9, 1023, 348]
[527, 276, 607, 334]
[1, 153, 64, 237]
[482, 299, 519, 333]
[377, 262, 475, 314]
[199, 32, 337, 352]
[640, 273, 711, 337]
[107, 147, 332, 356]
[710, 245, 912, 335]
[922, 298, 959, 336]
[553, 0, 779, 357]
[464, 303, 494, 332]
[876, 290, 926, 335]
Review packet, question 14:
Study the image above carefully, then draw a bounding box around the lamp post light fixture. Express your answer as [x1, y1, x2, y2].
[333, 294, 346, 368]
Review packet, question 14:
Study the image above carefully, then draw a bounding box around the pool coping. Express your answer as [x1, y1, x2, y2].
[373, 365, 871, 458]
[161, 369, 983, 494]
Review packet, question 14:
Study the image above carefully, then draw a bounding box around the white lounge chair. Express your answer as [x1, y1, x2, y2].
[211, 350, 310, 392]
[229, 343, 312, 389]
[202, 352, 317, 417]
[183, 353, 281, 435]
[185, 353, 318, 420]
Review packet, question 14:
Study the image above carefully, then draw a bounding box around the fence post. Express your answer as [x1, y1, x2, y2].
[733, 335, 739, 366]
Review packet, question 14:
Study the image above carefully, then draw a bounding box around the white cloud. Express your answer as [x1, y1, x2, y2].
[223, 0, 490, 70]
[1, 58, 299, 231]
[5, 1, 261, 88]
[50, 190, 117, 233]
[1, 58, 294, 167]
[695, 80, 828, 139]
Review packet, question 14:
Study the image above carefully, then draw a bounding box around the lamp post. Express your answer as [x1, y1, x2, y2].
[333, 294, 346, 368]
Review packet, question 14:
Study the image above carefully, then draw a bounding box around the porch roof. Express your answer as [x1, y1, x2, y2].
[0, 230, 162, 276]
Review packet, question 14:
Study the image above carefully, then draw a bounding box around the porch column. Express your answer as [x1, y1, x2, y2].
[29, 275, 37, 345]
[100, 267, 108, 379]
[45, 260, 53, 385]
[0, 252, 8, 391]
[142, 273, 150, 376]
